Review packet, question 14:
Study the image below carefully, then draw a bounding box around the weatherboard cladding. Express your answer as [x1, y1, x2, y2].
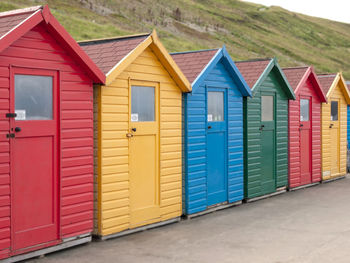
[283, 67, 322, 188]
[237, 59, 290, 199]
[0, 21, 96, 258]
[347, 83, 350, 150]
[172, 50, 245, 214]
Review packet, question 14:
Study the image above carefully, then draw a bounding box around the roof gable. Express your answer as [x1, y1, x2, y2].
[80, 30, 191, 92]
[283, 66, 326, 102]
[171, 46, 251, 97]
[0, 5, 105, 83]
[318, 73, 350, 104]
[236, 58, 295, 99]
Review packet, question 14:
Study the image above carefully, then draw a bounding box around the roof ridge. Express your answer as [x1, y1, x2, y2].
[283, 66, 309, 70]
[170, 48, 219, 55]
[0, 6, 42, 18]
[78, 33, 151, 45]
[235, 57, 272, 63]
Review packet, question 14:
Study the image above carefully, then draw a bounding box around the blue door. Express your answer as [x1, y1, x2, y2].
[207, 88, 227, 206]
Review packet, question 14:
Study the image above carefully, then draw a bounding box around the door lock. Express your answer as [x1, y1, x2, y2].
[259, 124, 265, 131]
[14, 127, 21, 132]
[329, 124, 334, 128]
[131, 128, 137, 132]
[208, 125, 212, 129]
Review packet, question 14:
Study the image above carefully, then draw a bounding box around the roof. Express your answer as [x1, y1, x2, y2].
[317, 73, 350, 104]
[171, 46, 251, 97]
[0, 5, 105, 83]
[79, 30, 191, 91]
[282, 67, 309, 91]
[171, 49, 219, 83]
[235, 59, 271, 88]
[79, 34, 150, 74]
[317, 74, 337, 95]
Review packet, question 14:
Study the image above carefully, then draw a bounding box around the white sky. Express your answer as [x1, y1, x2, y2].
[242, 0, 350, 24]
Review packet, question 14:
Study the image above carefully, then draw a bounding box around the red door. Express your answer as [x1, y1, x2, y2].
[10, 68, 59, 252]
[300, 97, 311, 185]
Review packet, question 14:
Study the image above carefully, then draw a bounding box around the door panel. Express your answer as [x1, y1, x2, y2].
[207, 89, 227, 206]
[330, 100, 340, 174]
[260, 93, 275, 194]
[11, 69, 58, 251]
[129, 83, 160, 227]
[300, 98, 311, 184]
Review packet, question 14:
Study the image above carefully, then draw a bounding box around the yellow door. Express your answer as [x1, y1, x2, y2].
[128, 81, 160, 228]
[330, 99, 340, 175]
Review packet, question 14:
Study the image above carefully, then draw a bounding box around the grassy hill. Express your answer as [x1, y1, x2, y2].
[1, 0, 350, 78]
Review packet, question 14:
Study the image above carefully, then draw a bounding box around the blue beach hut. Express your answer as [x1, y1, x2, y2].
[171, 47, 251, 216]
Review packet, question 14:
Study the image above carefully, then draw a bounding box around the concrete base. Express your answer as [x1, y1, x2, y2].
[245, 187, 287, 203]
[184, 200, 242, 219]
[322, 175, 346, 183]
[97, 217, 181, 241]
[288, 182, 320, 191]
[3, 234, 91, 263]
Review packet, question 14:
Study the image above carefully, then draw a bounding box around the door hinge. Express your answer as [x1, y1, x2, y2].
[6, 113, 17, 118]
[6, 133, 15, 138]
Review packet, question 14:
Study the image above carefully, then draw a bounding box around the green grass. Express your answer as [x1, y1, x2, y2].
[1, 0, 350, 78]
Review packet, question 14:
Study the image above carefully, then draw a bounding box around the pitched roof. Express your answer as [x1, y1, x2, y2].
[317, 74, 337, 95]
[79, 34, 150, 74]
[171, 49, 219, 83]
[0, 6, 40, 39]
[235, 59, 271, 88]
[282, 67, 309, 91]
[0, 5, 105, 83]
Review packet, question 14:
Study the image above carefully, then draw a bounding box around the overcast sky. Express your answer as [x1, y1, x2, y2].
[242, 0, 350, 24]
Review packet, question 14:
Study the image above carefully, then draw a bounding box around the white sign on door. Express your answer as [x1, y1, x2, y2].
[15, 110, 26, 120]
[131, 113, 139, 122]
[207, 114, 213, 122]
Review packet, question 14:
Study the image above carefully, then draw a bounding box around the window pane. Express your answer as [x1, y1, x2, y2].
[261, 95, 274, 121]
[208, 91, 224, 122]
[131, 86, 155, 122]
[300, 99, 309, 121]
[331, 101, 338, 121]
[15, 75, 53, 120]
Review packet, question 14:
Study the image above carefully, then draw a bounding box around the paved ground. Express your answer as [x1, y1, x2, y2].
[28, 176, 350, 263]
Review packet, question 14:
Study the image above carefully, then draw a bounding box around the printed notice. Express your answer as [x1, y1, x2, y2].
[131, 113, 139, 122]
[207, 114, 213, 122]
[15, 110, 26, 120]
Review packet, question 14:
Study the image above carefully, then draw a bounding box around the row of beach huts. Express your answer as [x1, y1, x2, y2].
[0, 5, 349, 262]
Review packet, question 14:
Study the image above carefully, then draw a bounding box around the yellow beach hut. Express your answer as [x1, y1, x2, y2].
[318, 73, 350, 181]
[79, 30, 191, 238]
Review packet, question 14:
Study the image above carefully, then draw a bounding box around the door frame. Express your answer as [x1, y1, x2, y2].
[330, 98, 341, 174]
[260, 91, 276, 190]
[9, 65, 61, 253]
[127, 78, 160, 226]
[205, 85, 228, 205]
[299, 95, 313, 182]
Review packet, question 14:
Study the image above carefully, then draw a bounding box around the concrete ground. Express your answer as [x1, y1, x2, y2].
[29, 176, 350, 263]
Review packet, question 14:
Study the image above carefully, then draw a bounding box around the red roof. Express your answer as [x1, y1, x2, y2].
[282, 67, 309, 91]
[171, 49, 219, 83]
[0, 5, 105, 83]
[0, 6, 40, 39]
[317, 74, 337, 95]
[235, 59, 271, 88]
[79, 34, 150, 74]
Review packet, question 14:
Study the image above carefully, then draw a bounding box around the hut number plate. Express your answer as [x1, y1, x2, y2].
[131, 113, 138, 122]
[207, 114, 213, 122]
[15, 110, 26, 120]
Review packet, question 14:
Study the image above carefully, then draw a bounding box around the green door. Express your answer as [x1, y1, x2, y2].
[260, 93, 275, 194]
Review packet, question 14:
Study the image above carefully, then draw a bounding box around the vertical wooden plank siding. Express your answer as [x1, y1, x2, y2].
[97, 46, 182, 236]
[289, 78, 322, 187]
[0, 23, 95, 257]
[322, 83, 347, 179]
[244, 70, 288, 198]
[184, 60, 244, 214]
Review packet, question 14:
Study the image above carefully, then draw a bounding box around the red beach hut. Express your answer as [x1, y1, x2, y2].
[283, 66, 327, 189]
[0, 5, 105, 261]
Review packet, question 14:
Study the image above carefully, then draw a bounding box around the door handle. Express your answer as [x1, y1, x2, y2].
[126, 133, 133, 138]
[329, 124, 334, 128]
[14, 127, 21, 132]
[131, 128, 136, 132]
[208, 125, 212, 129]
[300, 124, 304, 127]
[259, 125, 265, 131]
